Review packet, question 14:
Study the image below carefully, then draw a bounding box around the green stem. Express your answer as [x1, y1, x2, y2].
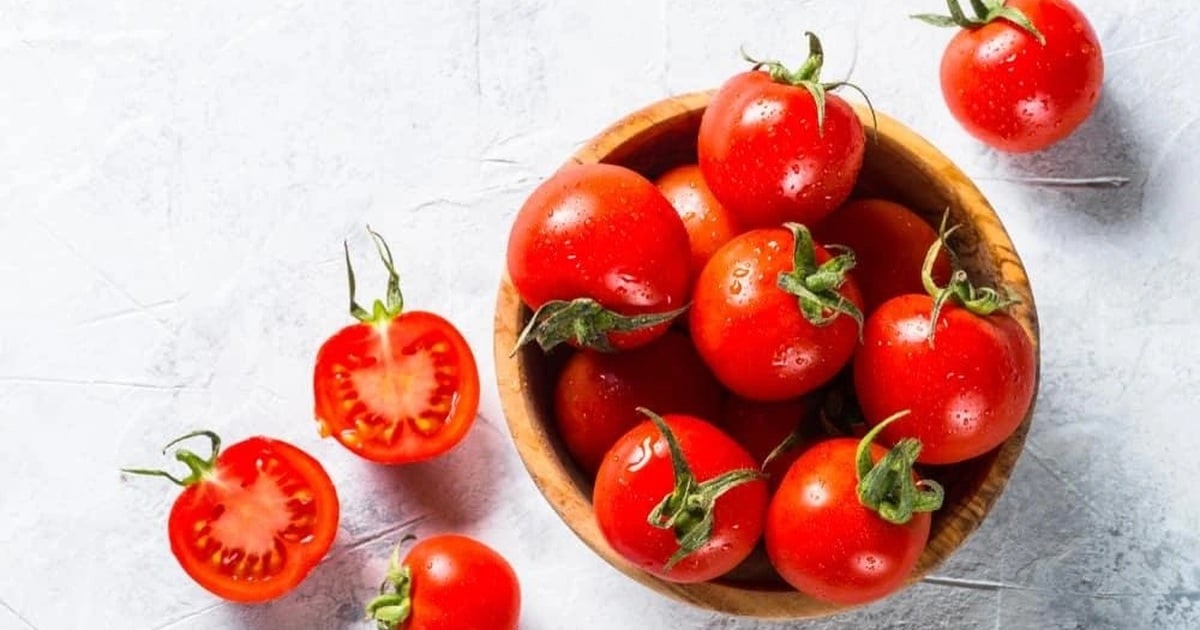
[912, 0, 1046, 45]
[512, 299, 688, 355]
[855, 411, 944, 525]
[120, 430, 221, 486]
[366, 537, 418, 630]
[776, 223, 863, 335]
[921, 212, 1019, 345]
[345, 227, 405, 325]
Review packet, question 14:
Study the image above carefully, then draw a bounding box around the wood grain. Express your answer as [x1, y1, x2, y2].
[493, 91, 1041, 619]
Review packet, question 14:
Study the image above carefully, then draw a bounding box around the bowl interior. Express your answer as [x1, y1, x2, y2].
[494, 91, 1040, 618]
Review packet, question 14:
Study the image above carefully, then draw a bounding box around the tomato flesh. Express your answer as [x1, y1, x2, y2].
[314, 311, 480, 464]
[168, 437, 339, 603]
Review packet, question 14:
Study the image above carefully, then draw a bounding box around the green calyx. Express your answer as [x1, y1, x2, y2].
[346, 226, 405, 325]
[365, 537, 417, 630]
[855, 411, 944, 525]
[776, 223, 864, 335]
[913, 0, 1046, 45]
[742, 32, 877, 137]
[120, 430, 222, 486]
[922, 213, 1019, 344]
[641, 408, 763, 571]
[512, 299, 688, 355]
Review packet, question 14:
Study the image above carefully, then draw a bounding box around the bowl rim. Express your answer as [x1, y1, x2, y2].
[493, 89, 1041, 619]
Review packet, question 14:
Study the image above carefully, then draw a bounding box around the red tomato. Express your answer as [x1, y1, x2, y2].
[718, 395, 820, 488]
[690, 224, 864, 401]
[314, 231, 480, 464]
[854, 293, 1036, 464]
[367, 534, 521, 630]
[698, 34, 866, 229]
[506, 163, 692, 351]
[654, 164, 741, 275]
[594, 411, 768, 583]
[766, 422, 939, 605]
[123, 431, 340, 603]
[813, 199, 952, 313]
[922, 0, 1103, 152]
[554, 331, 723, 476]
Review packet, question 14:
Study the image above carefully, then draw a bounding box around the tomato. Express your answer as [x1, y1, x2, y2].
[690, 223, 864, 401]
[123, 431, 340, 603]
[506, 163, 692, 351]
[593, 411, 768, 583]
[698, 33, 867, 229]
[918, 0, 1103, 152]
[554, 331, 723, 476]
[718, 394, 820, 488]
[367, 534, 520, 630]
[654, 164, 740, 275]
[314, 230, 480, 464]
[812, 199, 952, 313]
[766, 413, 943, 605]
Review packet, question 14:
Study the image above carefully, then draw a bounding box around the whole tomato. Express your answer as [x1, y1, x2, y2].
[313, 230, 479, 464]
[506, 163, 692, 352]
[854, 232, 1037, 464]
[654, 164, 740, 276]
[698, 33, 867, 229]
[554, 330, 723, 476]
[766, 412, 944, 605]
[916, 0, 1103, 152]
[718, 394, 820, 489]
[813, 199, 952, 313]
[367, 534, 520, 630]
[690, 223, 864, 401]
[123, 431, 340, 603]
[593, 410, 768, 583]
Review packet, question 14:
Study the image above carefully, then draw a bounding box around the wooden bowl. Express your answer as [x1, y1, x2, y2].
[493, 91, 1040, 618]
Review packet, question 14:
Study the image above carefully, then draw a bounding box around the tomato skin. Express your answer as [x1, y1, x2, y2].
[766, 439, 930, 605]
[698, 71, 866, 229]
[167, 437, 340, 603]
[690, 228, 864, 401]
[401, 535, 521, 630]
[593, 415, 768, 583]
[654, 164, 741, 276]
[813, 199, 952, 313]
[939, 0, 1103, 153]
[313, 311, 480, 464]
[554, 331, 723, 476]
[854, 295, 1036, 465]
[506, 163, 693, 350]
[718, 395, 819, 489]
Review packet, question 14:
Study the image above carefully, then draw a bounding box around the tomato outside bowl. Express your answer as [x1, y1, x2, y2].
[492, 91, 1040, 619]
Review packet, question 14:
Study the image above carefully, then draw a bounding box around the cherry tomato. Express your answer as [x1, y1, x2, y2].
[813, 199, 952, 313]
[766, 414, 942, 605]
[698, 34, 866, 229]
[594, 411, 767, 583]
[506, 163, 692, 351]
[554, 331, 723, 476]
[921, 0, 1103, 152]
[690, 224, 864, 401]
[123, 431, 340, 603]
[314, 230, 480, 464]
[654, 164, 741, 275]
[718, 394, 820, 488]
[855, 293, 1036, 464]
[367, 534, 521, 630]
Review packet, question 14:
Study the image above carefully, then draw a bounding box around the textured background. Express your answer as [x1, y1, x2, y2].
[2, 1, 1198, 628]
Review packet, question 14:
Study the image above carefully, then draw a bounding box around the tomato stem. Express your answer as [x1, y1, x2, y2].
[120, 430, 221, 487]
[345, 227, 405, 325]
[855, 411, 944, 525]
[640, 408, 763, 571]
[511, 298, 688, 355]
[776, 223, 864, 336]
[921, 212, 1019, 345]
[366, 537, 418, 630]
[912, 0, 1046, 45]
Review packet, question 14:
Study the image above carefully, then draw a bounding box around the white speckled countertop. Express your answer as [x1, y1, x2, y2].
[2, 1, 1198, 628]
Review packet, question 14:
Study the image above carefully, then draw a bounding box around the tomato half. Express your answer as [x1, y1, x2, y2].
[924, 0, 1103, 152]
[314, 230, 480, 464]
[594, 412, 767, 583]
[126, 432, 340, 603]
[654, 164, 741, 276]
[367, 534, 521, 630]
[554, 330, 723, 476]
